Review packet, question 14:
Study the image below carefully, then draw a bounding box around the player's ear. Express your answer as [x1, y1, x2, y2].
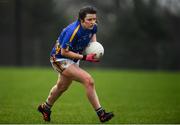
[80, 19, 85, 23]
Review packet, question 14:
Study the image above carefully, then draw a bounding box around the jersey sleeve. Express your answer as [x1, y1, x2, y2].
[59, 29, 74, 49]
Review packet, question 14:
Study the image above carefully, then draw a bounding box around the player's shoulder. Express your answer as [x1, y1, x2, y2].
[65, 20, 80, 32]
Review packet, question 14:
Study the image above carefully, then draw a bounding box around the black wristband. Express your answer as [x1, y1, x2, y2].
[82, 55, 87, 60]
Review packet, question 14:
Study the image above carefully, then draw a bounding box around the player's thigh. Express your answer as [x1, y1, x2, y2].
[57, 74, 72, 88]
[62, 64, 93, 84]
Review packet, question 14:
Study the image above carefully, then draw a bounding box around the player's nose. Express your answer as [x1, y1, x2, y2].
[91, 20, 96, 25]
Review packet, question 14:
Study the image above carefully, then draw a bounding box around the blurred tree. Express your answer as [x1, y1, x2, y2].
[20, 0, 65, 66]
[104, 0, 180, 70]
[0, 0, 17, 65]
[15, 0, 22, 66]
[0, 0, 180, 70]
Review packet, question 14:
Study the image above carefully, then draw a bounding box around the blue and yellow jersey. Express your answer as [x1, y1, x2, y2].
[50, 20, 97, 61]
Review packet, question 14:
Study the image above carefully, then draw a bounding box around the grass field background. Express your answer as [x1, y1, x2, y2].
[0, 67, 180, 124]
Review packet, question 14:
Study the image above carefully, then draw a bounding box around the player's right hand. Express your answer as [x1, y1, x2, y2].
[82, 53, 99, 62]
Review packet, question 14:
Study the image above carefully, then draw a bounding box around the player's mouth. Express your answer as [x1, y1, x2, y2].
[89, 25, 94, 29]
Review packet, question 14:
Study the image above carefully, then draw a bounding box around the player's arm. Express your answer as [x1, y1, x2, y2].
[61, 48, 83, 60]
[61, 48, 98, 62]
[91, 34, 97, 42]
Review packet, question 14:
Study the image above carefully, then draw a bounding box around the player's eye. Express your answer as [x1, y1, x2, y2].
[87, 18, 96, 21]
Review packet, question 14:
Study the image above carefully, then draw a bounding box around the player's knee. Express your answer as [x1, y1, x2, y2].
[84, 76, 94, 88]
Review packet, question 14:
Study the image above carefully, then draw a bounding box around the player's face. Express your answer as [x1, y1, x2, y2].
[81, 14, 97, 29]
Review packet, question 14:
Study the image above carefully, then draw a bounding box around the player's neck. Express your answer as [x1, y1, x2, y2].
[80, 22, 87, 30]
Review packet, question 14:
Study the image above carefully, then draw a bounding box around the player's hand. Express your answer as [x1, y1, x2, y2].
[82, 53, 99, 62]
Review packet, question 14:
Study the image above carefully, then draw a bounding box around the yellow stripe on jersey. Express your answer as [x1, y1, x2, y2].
[55, 40, 61, 54]
[69, 24, 80, 42]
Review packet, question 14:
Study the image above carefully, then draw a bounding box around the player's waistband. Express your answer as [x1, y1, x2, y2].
[50, 55, 79, 63]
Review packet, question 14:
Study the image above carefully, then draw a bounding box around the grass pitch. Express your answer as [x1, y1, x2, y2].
[0, 67, 180, 124]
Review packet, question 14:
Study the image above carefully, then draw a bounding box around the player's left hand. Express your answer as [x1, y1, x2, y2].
[82, 53, 99, 62]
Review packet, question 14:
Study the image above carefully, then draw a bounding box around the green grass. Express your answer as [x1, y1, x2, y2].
[0, 67, 180, 124]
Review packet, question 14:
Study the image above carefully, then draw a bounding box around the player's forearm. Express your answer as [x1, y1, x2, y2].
[61, 49, 83, 60]
[91, 34, 97, 42]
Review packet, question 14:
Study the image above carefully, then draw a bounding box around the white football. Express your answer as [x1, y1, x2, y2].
[84, 41, 104, 59]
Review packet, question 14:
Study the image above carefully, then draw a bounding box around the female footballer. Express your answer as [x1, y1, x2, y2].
[38, 6, 114, 123]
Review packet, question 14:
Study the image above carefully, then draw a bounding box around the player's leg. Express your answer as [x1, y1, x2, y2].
[46, 74, 72, 106]
[38, 74, 72, 121]
[63, 64, 100, 109]
[62, 64, 114, 122]
[38, 59, 73, 122]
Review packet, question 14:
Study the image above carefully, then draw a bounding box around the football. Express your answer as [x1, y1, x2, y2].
[84, 41, 104, 59]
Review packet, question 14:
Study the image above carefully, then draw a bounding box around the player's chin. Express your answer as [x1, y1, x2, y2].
[88, 26, 94, 29]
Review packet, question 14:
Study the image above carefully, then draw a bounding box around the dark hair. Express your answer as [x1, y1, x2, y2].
[78, 6, 97, 21]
